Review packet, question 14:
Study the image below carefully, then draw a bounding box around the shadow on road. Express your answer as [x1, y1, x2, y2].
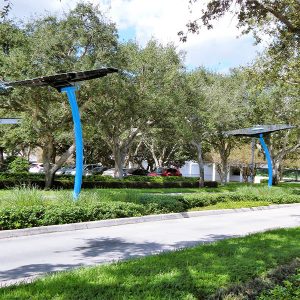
[0, 233, 238, 285]
[0, 263, 82, 285]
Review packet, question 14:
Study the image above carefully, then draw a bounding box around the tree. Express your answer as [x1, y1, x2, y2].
[202, 70, 250, 184]
[180, 1, 300, 42]
[0, 3, 118, 187]
[0, 0, 10, 19]
[175, 68, 212, 187]
[246, 78, 300, 184]
[175, 68, 250, 185]
[84, 40, 186, 178]
[179, 1, 300, 84]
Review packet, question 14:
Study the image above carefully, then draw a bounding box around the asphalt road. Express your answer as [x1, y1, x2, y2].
[1, 204, 300, 286]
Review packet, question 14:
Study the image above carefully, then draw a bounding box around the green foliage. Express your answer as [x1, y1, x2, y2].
[7, 156, 29, 173]
[0, 183, 299, 230]
[0, 3, 119, 187]
[0, 0, 10, 19]
[140, 194, 188, 213]
[258, 271, 300, 300]
[181, 1, 299, 84]
[0, 199, 145, 230]
[0, 228, 300, 299]
[0, 173, 219, 189]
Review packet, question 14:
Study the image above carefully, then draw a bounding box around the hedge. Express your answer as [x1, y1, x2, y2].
[0, 191, 299, 230]
[0, 202, 145, 230]
[0, 173, 218, 189]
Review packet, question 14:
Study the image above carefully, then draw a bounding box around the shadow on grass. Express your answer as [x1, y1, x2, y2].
[1, 228, 299, 299]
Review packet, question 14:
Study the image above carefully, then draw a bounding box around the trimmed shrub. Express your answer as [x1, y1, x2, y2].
[0, 173, 218, 189]
[0, 183, 299, 230]
[139, 194, 188, 214]
[0, 201, 146, 230]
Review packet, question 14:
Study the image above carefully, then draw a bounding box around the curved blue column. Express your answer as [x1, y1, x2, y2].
[61, 86, 83, 200]
[259, 134, 273, 187]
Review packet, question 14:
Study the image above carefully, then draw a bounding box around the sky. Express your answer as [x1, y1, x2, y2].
[7, 0, 264, 73]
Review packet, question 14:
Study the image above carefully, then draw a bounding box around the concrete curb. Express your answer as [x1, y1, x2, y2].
[1, 203, 299, 239]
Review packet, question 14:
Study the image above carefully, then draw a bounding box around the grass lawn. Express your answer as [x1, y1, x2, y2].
[0, 182, 298, 204]
[0, 182, 299, 230]
[0, 227, 299, 299]
[188, 200, 271, 211]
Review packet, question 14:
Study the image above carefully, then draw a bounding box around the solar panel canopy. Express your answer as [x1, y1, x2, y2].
[8, 67, 118, 91]
[224, 124, 295, 137]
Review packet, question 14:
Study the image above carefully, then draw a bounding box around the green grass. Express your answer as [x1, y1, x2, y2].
[0, 182, 298, 205]
[0, 227, 299, 299]
[189, 200, 271, 211]
[0, 183, 299, 230]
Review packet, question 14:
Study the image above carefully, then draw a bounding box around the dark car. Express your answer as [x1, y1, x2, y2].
[148, 167, 182, 177]
[126, 168, 149, 176]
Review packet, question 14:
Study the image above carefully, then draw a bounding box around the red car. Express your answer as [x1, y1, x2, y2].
[148, 167, 182, 177]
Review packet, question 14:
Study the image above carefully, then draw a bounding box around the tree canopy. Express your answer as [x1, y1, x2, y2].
[179, 1, 300, 85]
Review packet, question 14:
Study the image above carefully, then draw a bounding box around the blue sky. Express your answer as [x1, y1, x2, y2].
[8, 0, 264, 73]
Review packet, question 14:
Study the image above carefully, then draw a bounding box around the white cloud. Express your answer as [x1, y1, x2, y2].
[8, 0, 263, 72]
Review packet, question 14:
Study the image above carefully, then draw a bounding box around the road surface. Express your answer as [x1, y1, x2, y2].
[1, 204, 300, 286]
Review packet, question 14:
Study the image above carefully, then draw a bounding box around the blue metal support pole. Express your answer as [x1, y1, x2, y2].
[259, 134, 273, 187]
[61, 86, 83, 200]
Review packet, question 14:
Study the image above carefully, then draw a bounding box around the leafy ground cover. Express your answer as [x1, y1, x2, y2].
[0, 183, 299, 230]
[0, 227, 299, 299]
[257, 269, 300, 300]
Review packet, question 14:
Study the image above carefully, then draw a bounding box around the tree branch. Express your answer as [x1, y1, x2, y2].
[253, 0, 300, 34]
[50, 143, 75, 174]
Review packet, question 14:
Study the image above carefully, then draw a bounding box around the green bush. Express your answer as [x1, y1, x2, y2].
[0, 201, 146, 230]
[0, 172, 218, 189]
[0, 205, 46, 229]
[0, 183, 299, 230]
[8, 157, 30, 173]
[258, 270, 300, 300]
[139, 194, 187, 214]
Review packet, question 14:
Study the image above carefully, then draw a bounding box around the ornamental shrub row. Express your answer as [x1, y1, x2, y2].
[0, 173, 218, 189]
[1, 190, 299, 230]
[139, 192, 300, 210]
[0, 201, 144, 230]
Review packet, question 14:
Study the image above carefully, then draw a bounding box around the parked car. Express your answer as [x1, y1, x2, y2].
[102, 168, 128, 177]
[56, 166, 70, 175]
[126, 168, 149, 176]
[148, 167, 182, 177]
[29, 163, 44, 174]
[84, 165, 107, 176]
[70, 164, 104, 176]
[63, 166, 75, 176]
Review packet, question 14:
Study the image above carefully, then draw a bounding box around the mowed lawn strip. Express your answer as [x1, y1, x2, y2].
[188, 200, 271, 211]
[0, 227, 299, 300]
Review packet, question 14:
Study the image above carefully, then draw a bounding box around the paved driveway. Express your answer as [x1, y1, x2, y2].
[1, 204, 300, 286]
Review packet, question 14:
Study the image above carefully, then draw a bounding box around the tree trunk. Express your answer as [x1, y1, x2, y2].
[272, 160, 281, 185]
[192, 141, 204, 188]
[43, 136, 76, 189]
[113, 145, 126, 179]
[214, 139, 232, 185]
[0, 147, 4, 169]
[42, 135, 55, 189]
[148, 141, 159, 168]
[220, 157, 228, 185]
